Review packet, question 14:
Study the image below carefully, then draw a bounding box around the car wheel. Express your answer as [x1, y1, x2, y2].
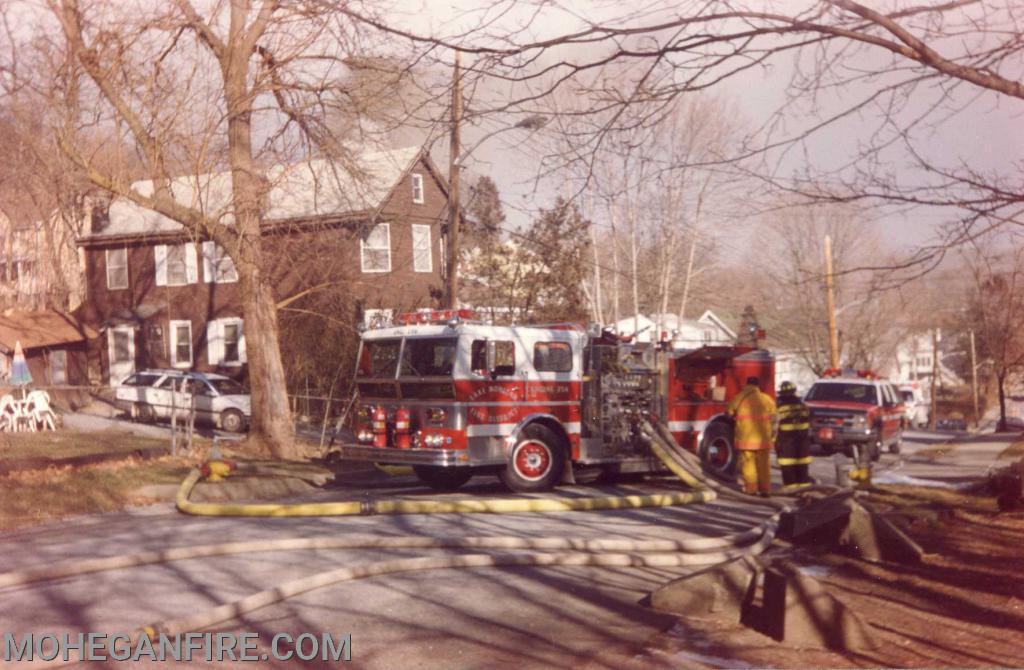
[413, 466, 473, 491]
[220, 409, 246, 433]
[500, 424, 565, 493]
[132, 402, 154, 423]
[700, 421, 736, 479]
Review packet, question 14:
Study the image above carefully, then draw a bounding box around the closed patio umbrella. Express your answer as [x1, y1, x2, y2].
[11, 340, 32, 390]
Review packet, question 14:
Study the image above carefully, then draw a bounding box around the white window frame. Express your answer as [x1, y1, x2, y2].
[360, 223, 392, 273]
[106, 247, 129, 290]
[411, 173, 424, 204]
[202, 241, 238, 284]
[412, 224, 432, 273]
[363, 308, 394, 329]
[49, 350, 67, 385]
[169, 320, 193, 369]
[155, 243, 198, 287]
[207, 317, 246, 367]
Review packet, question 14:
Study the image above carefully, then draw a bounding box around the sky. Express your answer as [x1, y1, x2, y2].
[9, 0, 1020, 269]
[375, 0, 1024, 265]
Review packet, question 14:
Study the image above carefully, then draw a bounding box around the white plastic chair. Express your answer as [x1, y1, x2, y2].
[26, 390, 55, 431]
[0, 394, 14, 432]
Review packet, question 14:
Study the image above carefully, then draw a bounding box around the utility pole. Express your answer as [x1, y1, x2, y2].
[446, 51, 463, 309]
[969, 329, 979, 427]
[929, 327, 940, 430]
[824, 235, 840, 369]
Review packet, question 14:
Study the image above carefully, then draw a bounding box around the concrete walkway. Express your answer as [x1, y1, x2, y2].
[876, 432, 1020, 487]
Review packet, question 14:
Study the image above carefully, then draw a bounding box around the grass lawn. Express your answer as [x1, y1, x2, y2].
[0, 430, 212, 531]
[0, 457, 200, 531]
[0, 430, 168, 461]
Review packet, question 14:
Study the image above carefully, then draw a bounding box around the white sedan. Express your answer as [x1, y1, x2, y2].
[115, 369, 251, 432]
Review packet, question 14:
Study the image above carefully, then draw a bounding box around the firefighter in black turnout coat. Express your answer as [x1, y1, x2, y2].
[775, 381, 813, 488]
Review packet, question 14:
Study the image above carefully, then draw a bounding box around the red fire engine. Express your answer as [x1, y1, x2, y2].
[339, 311, 775, 492]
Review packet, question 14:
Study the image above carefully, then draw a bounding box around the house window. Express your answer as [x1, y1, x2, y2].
[360, 223, 391, 273]
[364, 308, 394, 328]
[49, 350, 67, 385]
[155, 243, 198, 286]
[169, 320, 193, 368]
[411, 173, 424, 204]
[412, 224, 432, 273]
[202, 241, 238, 283]
[106, 248, 129, 290]
[534, 342, 572, 372]
[207, 318, 246, 366]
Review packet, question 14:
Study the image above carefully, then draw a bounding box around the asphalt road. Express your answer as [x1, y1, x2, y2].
[0, 429, 1007, 670]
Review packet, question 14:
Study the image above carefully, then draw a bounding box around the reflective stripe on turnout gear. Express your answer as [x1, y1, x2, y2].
[777, 456, 813, 466]
[779, 423, 810, 431]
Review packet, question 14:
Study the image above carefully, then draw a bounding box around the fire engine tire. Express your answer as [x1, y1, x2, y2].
[413, 466, 474, 491]
[221, 409, 246, 433]
[500, 424, 566, 493]
[132, 402, 154, 423]
[870, 429, 883, 462]
[699, 422, 736, 478]
[889, 436, 902, 455]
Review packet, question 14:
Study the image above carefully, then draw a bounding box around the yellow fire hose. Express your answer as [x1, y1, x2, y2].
[175, 466, 717, 516]
[177, 417, 726, 518]
[5, 418, 789, 668]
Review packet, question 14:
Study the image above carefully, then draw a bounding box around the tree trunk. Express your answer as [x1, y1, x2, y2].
[223, 31, 296, 458]
[238, 258, 297, 456]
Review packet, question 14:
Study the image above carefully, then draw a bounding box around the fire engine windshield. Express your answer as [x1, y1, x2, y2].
[806, 382, 877, 404]
[357, 339, 401, 378]
[400, 337, 457, 377]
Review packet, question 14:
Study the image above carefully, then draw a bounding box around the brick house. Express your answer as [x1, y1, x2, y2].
[76, 146, 450, 385]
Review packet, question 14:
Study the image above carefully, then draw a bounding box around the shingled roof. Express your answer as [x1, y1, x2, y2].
[83, 146, 423, 241]
[0, 310, 98, 353]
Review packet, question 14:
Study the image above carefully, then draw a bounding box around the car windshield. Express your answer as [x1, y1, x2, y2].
[900, 391, 914, 402]
[806, 382, 877, 404]
[208, 378, 246, 395]
[400, 337, 457, 377]
[357, 339, 402, 378]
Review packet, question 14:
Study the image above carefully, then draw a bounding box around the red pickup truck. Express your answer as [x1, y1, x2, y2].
[805, 371, 905, 460]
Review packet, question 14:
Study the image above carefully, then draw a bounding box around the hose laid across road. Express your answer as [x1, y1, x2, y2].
[4, 416, 789, 668]
[175, 467, 717, 517]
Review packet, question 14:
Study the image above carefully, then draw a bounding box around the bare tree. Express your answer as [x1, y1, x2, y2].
[10, 0, 421, 457]
[731, 201, 906, 373]
[341, 1, 1024, 277]
[964, 239, 1024, 431]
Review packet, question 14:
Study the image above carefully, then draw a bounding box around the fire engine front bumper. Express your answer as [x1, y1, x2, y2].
[334, 444, 470, 467]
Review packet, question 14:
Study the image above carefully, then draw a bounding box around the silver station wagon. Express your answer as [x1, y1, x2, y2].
[115, 369, 251, 433]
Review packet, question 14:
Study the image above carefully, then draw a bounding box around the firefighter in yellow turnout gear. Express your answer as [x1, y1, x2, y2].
[775, 381, 813, 489]
[727, 376, 777, 496]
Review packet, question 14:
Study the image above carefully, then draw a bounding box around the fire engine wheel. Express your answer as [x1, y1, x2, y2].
[501, 425, 565, 493]
[889, 433, 902, 455]
[413, 466, 474, 492]
[700, 422, 736, 478]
